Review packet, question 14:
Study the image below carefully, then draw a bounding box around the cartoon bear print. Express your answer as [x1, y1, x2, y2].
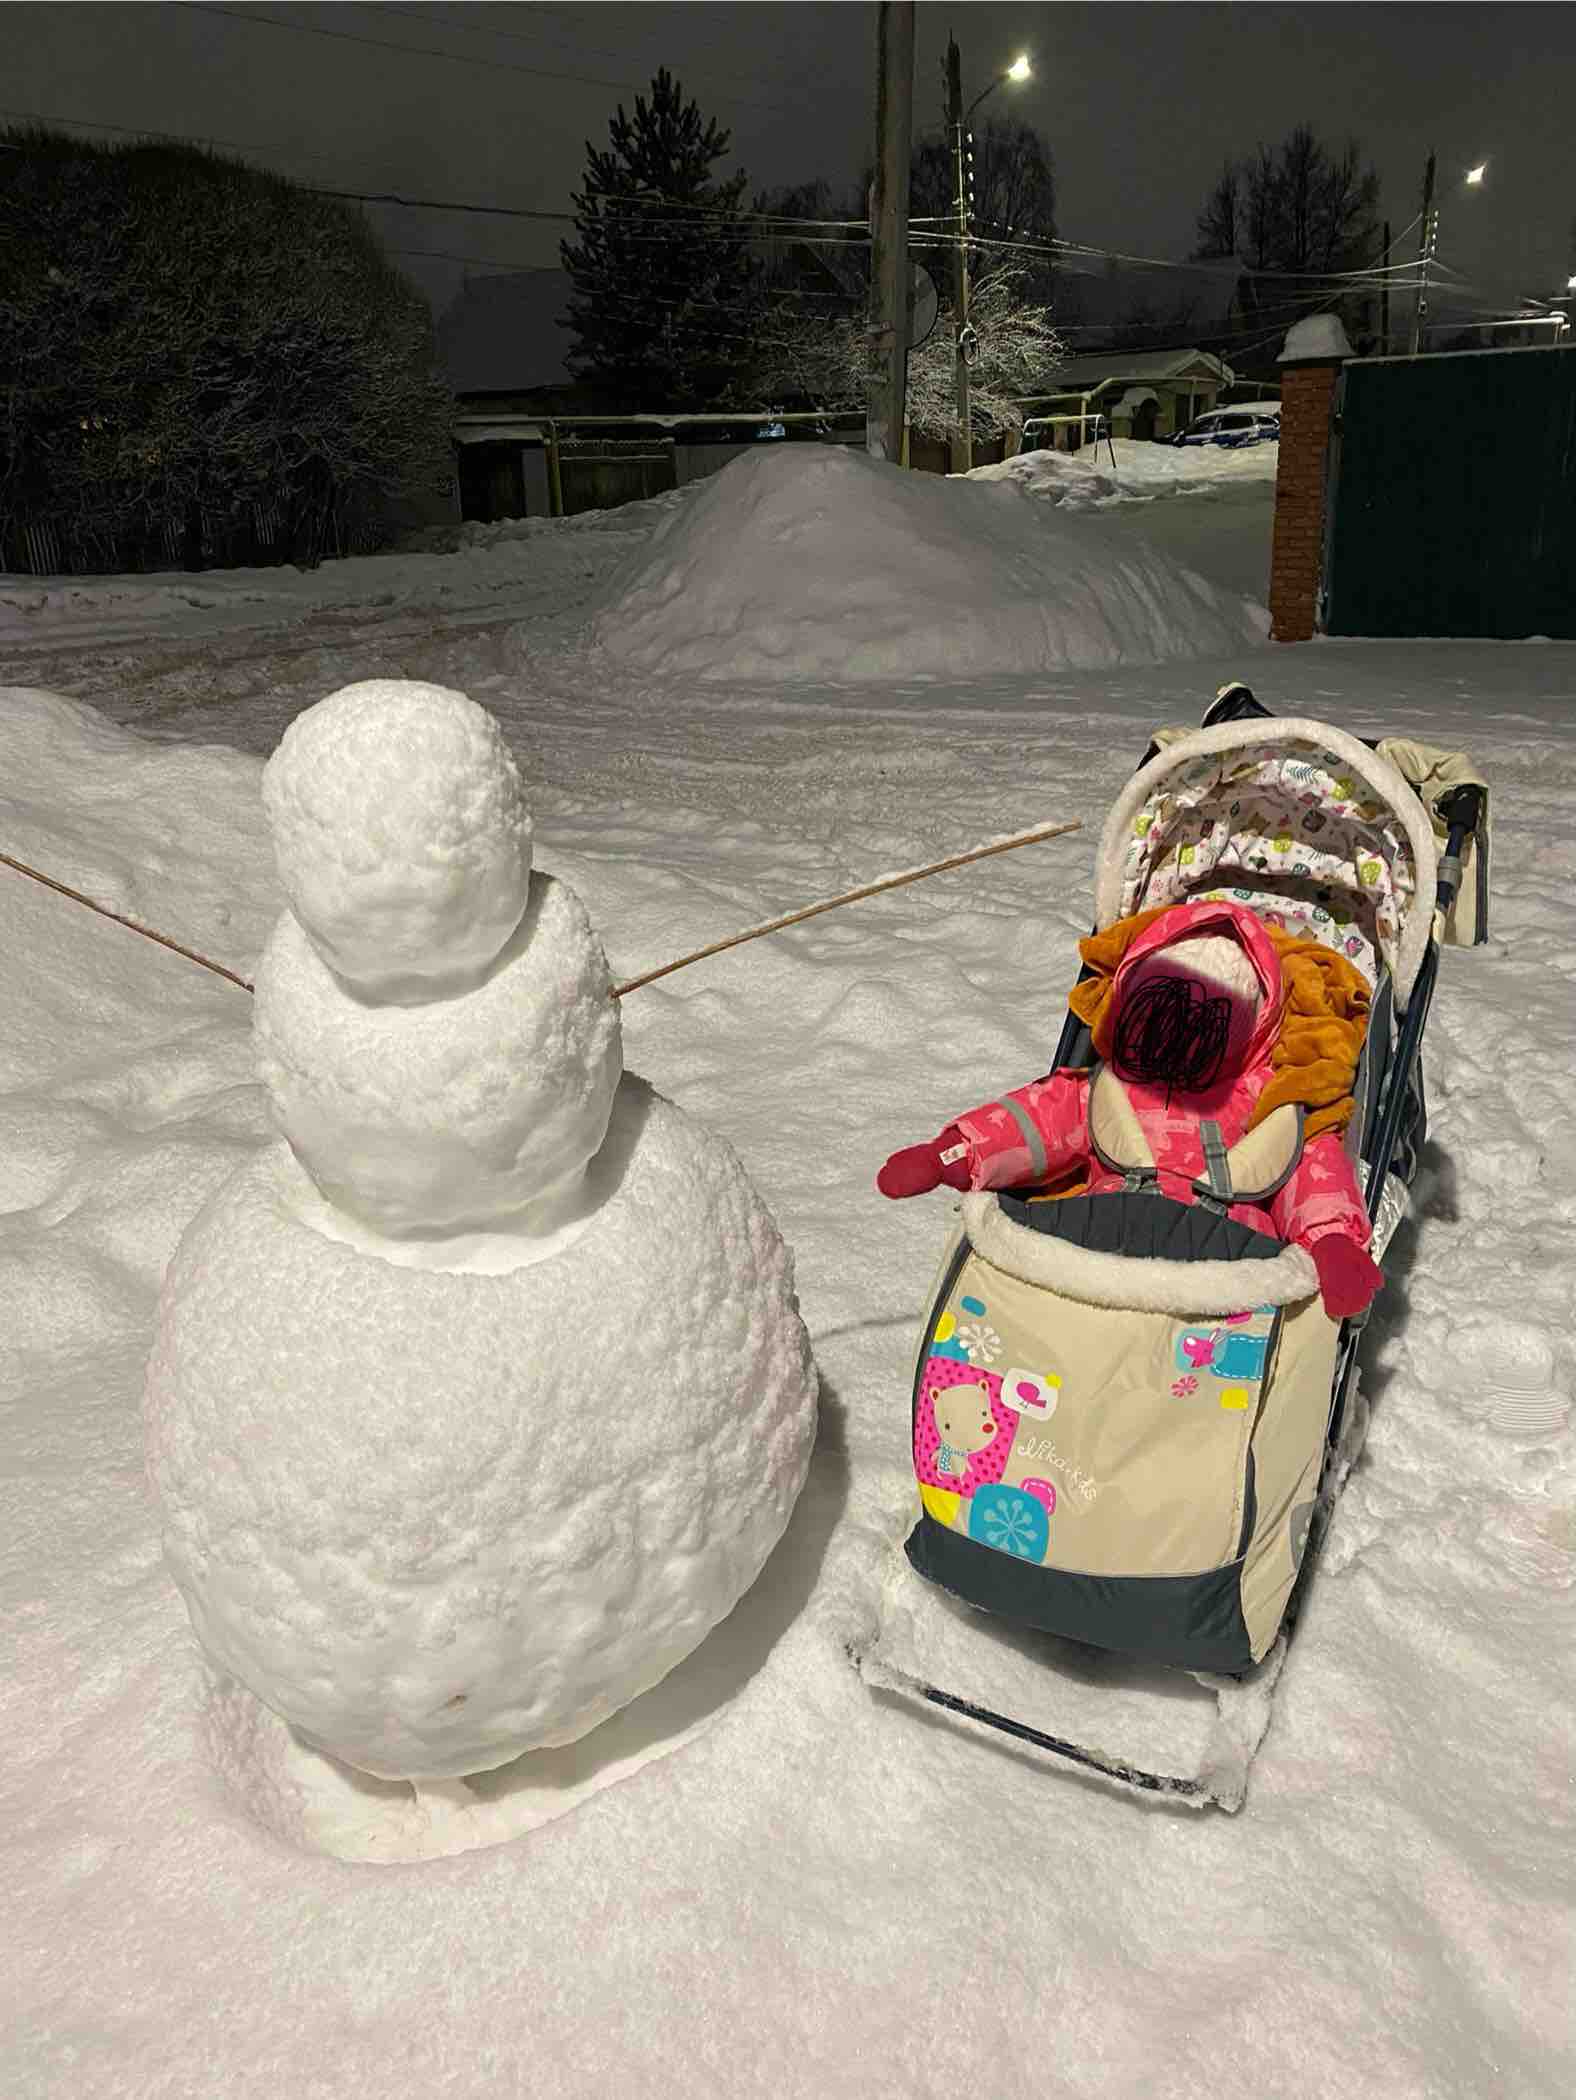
[931, 1379, 1000, 1480]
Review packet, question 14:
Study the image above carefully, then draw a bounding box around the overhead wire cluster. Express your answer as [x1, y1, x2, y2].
[183, 2, 798, 114]
[4, 4, 1523, 344]
[3, 95, 1498, 325]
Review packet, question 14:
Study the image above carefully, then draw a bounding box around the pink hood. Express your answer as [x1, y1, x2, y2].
[1108, 899, 1285, 1082]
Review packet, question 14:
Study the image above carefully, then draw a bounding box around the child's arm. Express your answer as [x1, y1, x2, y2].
[1270, 1129, 1370, 1248]
[878, 1072, 1090, 1197]
[953, 1072, 1091, 1191]
[1270, 1130, 1382, 1317]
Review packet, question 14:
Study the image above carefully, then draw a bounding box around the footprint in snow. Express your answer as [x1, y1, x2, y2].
[1444, 1320, 1570, 1438]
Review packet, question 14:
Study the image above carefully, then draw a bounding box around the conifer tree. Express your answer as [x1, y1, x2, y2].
[560, 69, 759, 405]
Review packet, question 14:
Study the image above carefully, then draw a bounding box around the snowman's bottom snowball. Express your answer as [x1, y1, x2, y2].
[143, 1078, 817, 1780]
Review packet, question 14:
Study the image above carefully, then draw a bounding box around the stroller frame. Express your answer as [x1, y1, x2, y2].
[853, 682, 1486, 1806]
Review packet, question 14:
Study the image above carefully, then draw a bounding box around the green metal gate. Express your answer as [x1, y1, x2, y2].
[1325, 347, 1576, 639]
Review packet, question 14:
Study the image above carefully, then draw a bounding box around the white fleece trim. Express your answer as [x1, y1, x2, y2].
[1093, 718, 1438, 1010]
[961, 1192, 1318, 1315]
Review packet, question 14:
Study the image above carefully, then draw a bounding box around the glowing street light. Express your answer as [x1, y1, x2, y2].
[1006, 54, 1033, 83]
[1465, 161, 1487, 185]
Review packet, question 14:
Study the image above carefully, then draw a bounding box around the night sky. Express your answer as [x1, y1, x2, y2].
[10, 2, 1575, 336]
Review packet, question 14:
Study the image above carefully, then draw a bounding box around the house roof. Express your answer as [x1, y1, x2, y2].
[1038, 347, 1234, 390]
[437, 268, 573, 393]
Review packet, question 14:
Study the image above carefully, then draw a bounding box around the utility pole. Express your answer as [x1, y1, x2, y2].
[866, 2, 914, 463]
[1409, 151, 1437, 356]
[940, 41, 1028, 469]
[1380, 218, 1391, 354]
[946, 36, 973, 472]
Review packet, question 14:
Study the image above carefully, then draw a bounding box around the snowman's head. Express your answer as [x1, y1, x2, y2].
[263, 680, 533, 1001]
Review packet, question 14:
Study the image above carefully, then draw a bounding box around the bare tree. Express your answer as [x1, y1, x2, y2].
[753, 178, 867, 306]
[910, 115, 1057, 297]
[1194, 159, 1241, 260]
[1190, 125, 1383, 349]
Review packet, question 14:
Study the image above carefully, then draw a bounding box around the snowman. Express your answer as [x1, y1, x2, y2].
[143, 679, 818, 1787]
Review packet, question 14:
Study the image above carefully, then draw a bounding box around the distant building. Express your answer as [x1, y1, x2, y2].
[1019, 347, 1240, 447]
[436, 269, 582, 520]
[433, 266, 862, 523]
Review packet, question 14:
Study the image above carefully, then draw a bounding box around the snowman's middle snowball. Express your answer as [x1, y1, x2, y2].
[255, 871, 621, 1237]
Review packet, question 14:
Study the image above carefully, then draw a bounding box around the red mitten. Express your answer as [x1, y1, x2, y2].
[876, 1125, 972, 1199]
[1309, 1234, 1383, 1320]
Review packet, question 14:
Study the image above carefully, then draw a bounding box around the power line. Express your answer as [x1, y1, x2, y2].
[916, 220, 1435, 288]
[395, 243, 860, 306]
[183, 3, 794, 113]
[0, 100, 355, 171]
[356, 2, 783, 106]
[0, 110, 870, 252]
[0, 108, 863, 239]
[907, 208, 1431, 289]
[6, 100, 1465, 325]
[308, 181, 868, 248]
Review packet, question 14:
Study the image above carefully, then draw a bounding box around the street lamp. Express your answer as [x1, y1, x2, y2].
[946, 41, 1032, 469]
[1411, 152, 1489, 354]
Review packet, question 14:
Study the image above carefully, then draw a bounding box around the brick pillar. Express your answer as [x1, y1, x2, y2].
[1268, 353, 1345, 642]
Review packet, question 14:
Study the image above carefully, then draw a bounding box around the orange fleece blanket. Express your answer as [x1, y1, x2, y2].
[1068, 906, 1372, 1141]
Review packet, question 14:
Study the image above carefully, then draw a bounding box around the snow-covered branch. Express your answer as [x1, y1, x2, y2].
[752, 266, 1066, 443]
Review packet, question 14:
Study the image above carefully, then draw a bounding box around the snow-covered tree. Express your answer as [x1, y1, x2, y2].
[560, 69, 760, 406]
[0, 128, 453, 574]
[753, 265, 1065, 445]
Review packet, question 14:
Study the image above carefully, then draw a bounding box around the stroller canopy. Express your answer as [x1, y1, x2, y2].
[1094, 719, 1439, 1008]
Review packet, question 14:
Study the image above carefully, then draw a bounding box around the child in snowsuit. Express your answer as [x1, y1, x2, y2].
[878, 899, 1383, 1321]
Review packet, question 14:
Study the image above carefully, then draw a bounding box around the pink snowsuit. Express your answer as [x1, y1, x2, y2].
[949, 902, 1372, 1257]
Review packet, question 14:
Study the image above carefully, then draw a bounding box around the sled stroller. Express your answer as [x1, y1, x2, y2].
[854, 683, 1490, 1807]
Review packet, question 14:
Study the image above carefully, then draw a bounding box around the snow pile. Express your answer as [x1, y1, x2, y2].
[0, 685, 276, 969]
[593, 443, 1268, 682]
[1281, 313, 1353, 361]
[970, 435, 1279, 512]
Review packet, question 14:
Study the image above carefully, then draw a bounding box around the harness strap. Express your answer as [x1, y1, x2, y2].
[1087, 1064, 1306, 1207]
[1193, 1118, 1234, 1212]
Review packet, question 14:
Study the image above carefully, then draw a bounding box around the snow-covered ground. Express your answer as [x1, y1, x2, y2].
[3, 449, 1572, 2098]
[969, 438, 1281, 603]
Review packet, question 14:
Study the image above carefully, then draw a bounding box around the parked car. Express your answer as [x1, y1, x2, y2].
[1169, 406, 1280, 449]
